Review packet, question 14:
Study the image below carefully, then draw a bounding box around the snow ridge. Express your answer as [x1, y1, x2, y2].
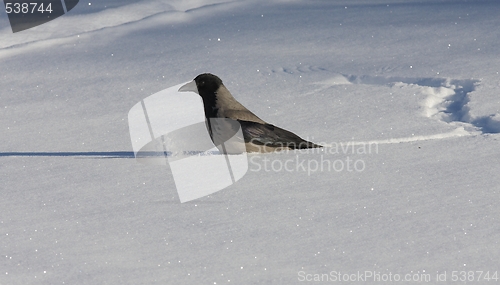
[0, 0, 240, 60]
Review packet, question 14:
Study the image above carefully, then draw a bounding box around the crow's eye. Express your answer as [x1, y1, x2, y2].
[199, 81, 205, 87]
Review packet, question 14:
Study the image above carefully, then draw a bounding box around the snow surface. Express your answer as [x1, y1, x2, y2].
[1, 0, 500, 284]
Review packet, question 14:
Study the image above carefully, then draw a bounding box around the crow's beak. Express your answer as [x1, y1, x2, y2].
[178, 80, 198, 94]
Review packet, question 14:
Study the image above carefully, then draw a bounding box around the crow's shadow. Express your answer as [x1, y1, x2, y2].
[0, 151, 136, 159]
[0, 151, 221, 159]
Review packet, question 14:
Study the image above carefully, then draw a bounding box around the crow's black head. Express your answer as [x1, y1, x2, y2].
[193, 73, 223, 98]
[179, 73, 231, 119]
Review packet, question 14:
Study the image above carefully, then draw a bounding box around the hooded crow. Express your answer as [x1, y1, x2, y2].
[178, 73, 322, 153]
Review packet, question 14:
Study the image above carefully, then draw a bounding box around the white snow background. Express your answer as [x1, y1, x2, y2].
[1, 0, 500, 284]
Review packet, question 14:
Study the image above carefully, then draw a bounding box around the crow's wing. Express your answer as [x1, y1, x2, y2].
[238, 120, 321, 149]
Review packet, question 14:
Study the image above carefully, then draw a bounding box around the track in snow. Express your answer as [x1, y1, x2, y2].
[343, 74, 499, 134]
[284, 67, 500, 146]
